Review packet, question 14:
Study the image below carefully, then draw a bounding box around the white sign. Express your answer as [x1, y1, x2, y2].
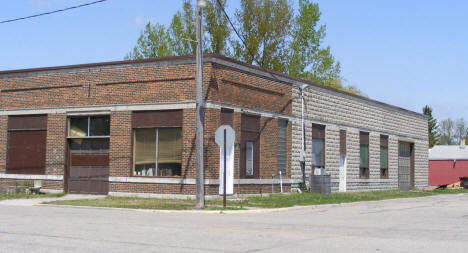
[215, 125, 235, 195]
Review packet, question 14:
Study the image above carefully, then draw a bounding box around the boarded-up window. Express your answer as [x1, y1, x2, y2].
[312, 124, 325, 168]
[7, 115, 47, 174]
[241, 114, 260, 178]
[220, 108, 233, 126]
[340, 130, 346, 156]
[132, 110, 182, 128]
[359, 132, 369, 179]
[277, 119, 288, 175]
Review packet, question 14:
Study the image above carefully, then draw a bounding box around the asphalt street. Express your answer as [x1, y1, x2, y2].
[0, 193, 467, 253]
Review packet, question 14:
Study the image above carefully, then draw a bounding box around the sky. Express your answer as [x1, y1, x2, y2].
[0, 0, 467, 122]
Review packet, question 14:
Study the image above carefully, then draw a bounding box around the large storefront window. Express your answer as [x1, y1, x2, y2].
[133, 128, 182, 177]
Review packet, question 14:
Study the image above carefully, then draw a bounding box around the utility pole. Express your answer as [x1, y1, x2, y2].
[195, 0, 206, 209]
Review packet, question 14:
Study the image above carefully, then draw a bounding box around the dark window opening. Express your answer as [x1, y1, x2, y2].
[277, 119, 288, 176]
[380, 135, 389, 179]
[360, 132, 369, 179]
[312, 124, 325, 169]
[69, 116, 110, 137]
[240, 114, 260, 178]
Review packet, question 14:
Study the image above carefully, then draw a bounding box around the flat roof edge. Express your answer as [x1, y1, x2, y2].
[0, 53, 427, 119]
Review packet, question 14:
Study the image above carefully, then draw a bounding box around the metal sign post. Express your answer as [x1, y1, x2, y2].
[223, 129, 227, 208]
[215, 125, 235, 204]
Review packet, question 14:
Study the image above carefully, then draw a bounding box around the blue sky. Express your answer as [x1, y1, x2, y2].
[1, 0, 467, 121]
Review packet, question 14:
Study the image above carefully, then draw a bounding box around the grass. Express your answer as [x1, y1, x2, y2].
[243, 189, 468, 208]
[48, 197, 245, 210]
[0, 192, 65, 200]
[45, 188, 468, 211]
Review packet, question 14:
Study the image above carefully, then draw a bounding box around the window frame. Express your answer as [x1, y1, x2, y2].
[67, 115, 110, 139]
[132, 127, 182, 178]
[359, 132, 370, 179]
[240, 114, 260, 179]
[380, 135, 389, 179]
[277, 119, 288, 176]
[312, 124, 325, 169]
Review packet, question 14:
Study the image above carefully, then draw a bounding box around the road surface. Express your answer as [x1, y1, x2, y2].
[0, 193, 467, 252]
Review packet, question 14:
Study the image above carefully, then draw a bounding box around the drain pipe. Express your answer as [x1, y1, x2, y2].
[300, 84, 308, 186]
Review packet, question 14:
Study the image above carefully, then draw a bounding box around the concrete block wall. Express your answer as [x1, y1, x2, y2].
[414, 139, 429, 188]
[291, 85, 429, 192]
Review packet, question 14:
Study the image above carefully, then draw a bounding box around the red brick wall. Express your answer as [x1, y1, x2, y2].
[0, 179, 63, 191]
[181, 108, 196, 179]
[109, 111, 132, 177]
[109, 182, 290, 196]
[0, 64, 198, 110]
[0, 58, 294, 195]
[209, 63, 292, 115]
[0, 116, 6, 173]
[46, 114, 67, 175]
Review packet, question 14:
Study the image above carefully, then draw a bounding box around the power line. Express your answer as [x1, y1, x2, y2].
[0, 0, 108, 24]
[216, 0, 284, 82]
[215, 0, 261, 66]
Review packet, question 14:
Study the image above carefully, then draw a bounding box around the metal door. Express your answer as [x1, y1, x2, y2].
[339, 155, 347, 192]
[398, 142, 413, 190]
[67, 139, 109, 194]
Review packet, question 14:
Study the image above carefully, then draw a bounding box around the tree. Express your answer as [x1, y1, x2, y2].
[455, 118, 466, 144]
[422, 105, 439, 147]
[439, 118, 455, 145]
[288, 0, 340, 87]
[125, 0, 360, 95]
[233, 0, 293, 72]
[124, 22, 173, 60]
[169, 0, 197, 55]
[204, 0, 231, 55]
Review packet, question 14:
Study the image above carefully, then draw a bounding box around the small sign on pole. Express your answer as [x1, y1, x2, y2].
[215, 125, 235, 207]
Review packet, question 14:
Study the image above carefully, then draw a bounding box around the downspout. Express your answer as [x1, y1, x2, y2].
[300, 84, 308, 186]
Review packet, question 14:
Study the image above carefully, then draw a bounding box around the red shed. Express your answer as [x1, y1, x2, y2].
[429, 142, 468, 186]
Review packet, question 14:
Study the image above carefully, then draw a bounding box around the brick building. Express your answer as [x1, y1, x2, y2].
[0, 54, 429, 197]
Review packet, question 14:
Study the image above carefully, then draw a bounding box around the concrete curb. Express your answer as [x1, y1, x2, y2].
[17, 192, 468, 214]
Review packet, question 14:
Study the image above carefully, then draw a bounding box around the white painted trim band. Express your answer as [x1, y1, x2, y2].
[0, 173, 63, 180]
[109, 176, 297, 185]
[0, 102, 196, 116]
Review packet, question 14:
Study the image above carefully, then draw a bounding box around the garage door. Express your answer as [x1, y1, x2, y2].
[398, 142, 413, 190]
[67, 139, 109, 195]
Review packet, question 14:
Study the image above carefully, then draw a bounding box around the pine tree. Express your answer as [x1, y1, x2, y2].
[423, 105, 439, 147]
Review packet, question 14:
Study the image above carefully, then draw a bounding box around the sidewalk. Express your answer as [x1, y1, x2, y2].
[0, 194, 106, 206]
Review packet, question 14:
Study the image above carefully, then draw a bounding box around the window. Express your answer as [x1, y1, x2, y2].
[69, 116, 110, 137]
[380, 135, 389, 179]
[245, 141, 254, 177]
[277, 119, 288, 175]
[360, 132, 369, 179]
[312, 124, 325, 169]
[241, 114, 260, 178]
[6, 115, 47, 174]
[134, 128, 182, 177]
[132, 110, 183, 177]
